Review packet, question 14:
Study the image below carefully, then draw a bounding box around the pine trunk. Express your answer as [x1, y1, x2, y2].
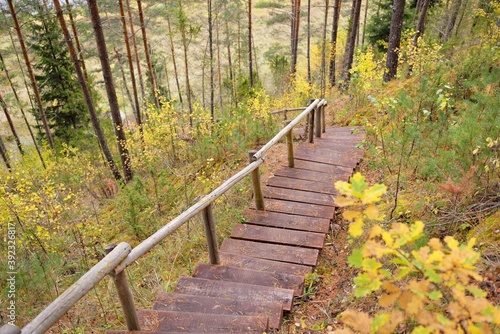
[340, 0, 362, 90]
[208, 0, 215, 119]
[291, 0, 301, 75]
[179, 0, 193, 126]
[64, 0, 88, 81]
[362, 0, 369, 45]
[443, 0, 462, 42]
[137, 0, 160, 108]
[166, 16, 183, 104]
[329, 0, 341, 86]
[88, 0, 133, 181]
[248, 0, 253, 87]
[0, 135, 11, 172]
[307, 0, 311, 83]
[383, 0, 406, 82]
[216, 14, 223, 112]
[7, 0, 55, 150]
[0, 92, 23, 155]
[126, 0, 146, 103]
[407, 0, 430, 76]
[321, 0, 329, 97]
[225, 19, 235, 106]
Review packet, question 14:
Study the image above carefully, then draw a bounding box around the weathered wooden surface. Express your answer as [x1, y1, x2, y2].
[267, 175, 338, 195]
[220, 239, 319, 266]
[273, 167, 350, 183]
[153, 292, 283, 328]
[219, 252, 313, 276]
[175, 277, 295, 311]
[243, 209, 330, 233]
[231, 224, 325, 250]
[292, 159, 352, 175]
[193, 263, 304, 296]
[294, 146, 359, 168]
[250, 198, 335, 219]
[263, 186, 335, 207]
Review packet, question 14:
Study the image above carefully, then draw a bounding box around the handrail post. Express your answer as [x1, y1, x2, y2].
[202, 203, 219, 264]
[308, 106, 315, 144]
[105, 244, 140, 331]
[315, 103, 322, 138]
[322, 102, 326, 133]
[285, 120, 294, 168]
[248, 150, 265, 210]
[0, 325, 21, 334]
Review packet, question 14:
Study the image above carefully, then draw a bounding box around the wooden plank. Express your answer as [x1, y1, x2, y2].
[175, 277, 295, 311]
[134, 309, 268, 333]
[220, 239, 319, 266]
[292, 159, 353, 175]
[219, 252, 313, 276]
[231, 224, 325, 250]
[193, 263, 304, 296]
[263, 186, 335, 207]
[294, 147, 359, 168]
[274, 167, 351, 183]
[153, 292, 283, 329]
[250, 198, 335, 219]
[243, 209, 330, 233]
[267, 175, 338, 195]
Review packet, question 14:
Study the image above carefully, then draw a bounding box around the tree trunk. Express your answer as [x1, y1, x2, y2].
[0, 92, 23, 155]
[225, 19, 235, 106]
[166, 16, 183, 104]
[126, 0, 146, 103]
[64, 0, 88, 81]
[443, 0, 462, 41]
[7, 0, 54, 150]
[137, 0, 160, 109]
[383, 0, 406, 82]
[362, 0, 369, 45]
[179, 0, 194, 126]
[455, 0, 468, 37]
[329, 0, 341, 86]
[340, 0, 362, 90]
[321, 0, 329, 97]
[88, 0, 133, 181]
[407, 0, 430, 77]
[307, 0, 311, 83]
[215, 14, 223, 112]
[0, 52, 45, 167]
[291, 0, 301, 75]
[248, 0, 253, 88]
[54, 0, 123, 181]
[119, 0, 141, 128]
[0, 134, 11, 172]
[208, 0, 215, 119]
[115, 49, 136, 117]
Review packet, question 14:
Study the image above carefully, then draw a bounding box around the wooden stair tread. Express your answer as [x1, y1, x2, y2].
[174, 277, 295, 311]
[193, 263, 304, 296]
[219, 252, 312, 276]
[263, 185, 336, 207]
[249, 198, 335, 219]
[294, 146, 359, 168]
[220, 239, 319, 266]
[267, 175, 338, 195]
[154, 292, 282, 328]
[292, 159, 353, 175]
[231, 224, 325, 250]
[243, 209, 330, 233]
[273, 167, 351, 183]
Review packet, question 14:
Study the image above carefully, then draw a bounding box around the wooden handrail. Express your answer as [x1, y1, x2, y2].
[21, 243, 132, 334]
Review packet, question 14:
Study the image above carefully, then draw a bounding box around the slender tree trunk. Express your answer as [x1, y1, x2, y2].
[225, 19, 235, 106]
[215, 14, 223, 112]
[64, 0, 88, 81]
[291, 0, 301, 75]
[202, 40, 208, 109]
[340, 0, 362, 90]
[119, 0, 141, 128]
[248, 0, 253, 87]
[407, 0, 430, 77]
[115, 49, 136, 116]
[329, 0, 341, 86]
[0, 92, 23, 155]
[137, 0, 160, 109]
[307, 0, 311, 83]
[179, 0, 194, 126]
[7, 0, 54, 150]
[443, 0, 462, 42]
[0, 53, 45, 167]
[54, 0, 123, 181]
[208, 0, 215, 119]
[321, 0, 329, 97]
[455, 0, 468, 37]
[362, 0, 369, 45]
[237, 20, 242, 73]
[0, 135, 11, 172]
[126, 0, 146, 103]
[88, 0, 133, 181]
[166, 16, 183, 103]
[383, 0, 406, 82]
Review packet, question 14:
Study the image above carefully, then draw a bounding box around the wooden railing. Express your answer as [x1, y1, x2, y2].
[0, 98, 327, 334]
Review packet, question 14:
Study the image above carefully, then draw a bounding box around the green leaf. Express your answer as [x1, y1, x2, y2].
[466, 285, 487, 298]
[411, 326, 434, 334]
[372, 313, 390, 332]
[361, 183, 387, 204]
[424, 268, 442, 283]
[354, 273, 382, 297]
[348, 249, 363, 268]
[427, 290, 443, 301]
[349, 172, 368, 198]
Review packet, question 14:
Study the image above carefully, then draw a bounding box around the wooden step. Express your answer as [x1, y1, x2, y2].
[267, 175, 338, 195]
[193, 263, 304, 296]
[154, 292, 283, 328]
[292, 159, 353, 175]
[263, 186, 335, 207]
[105, 309, 267, 333]
[174, 277, 295, 311]
[249, 198, 335, 219]
[220, 239, 319, 266]
[220, 252, 312, 276]
[294, 146, 359, 168]
[243, 209, 330, 233]
[274, 167, 351, 183]
[231, 224, 325, 249]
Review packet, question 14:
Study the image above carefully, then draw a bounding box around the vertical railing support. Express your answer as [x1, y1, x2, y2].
[248, 150, 265, 210]
[315, 103, 322, 138]
[105, 244, 140, 331]
[285, 120, 294, 168]
[0, 325, 21, 334]
[202, 203, 219, 264]
[321, 102, 326, 133]
[308, 106, 315, 144]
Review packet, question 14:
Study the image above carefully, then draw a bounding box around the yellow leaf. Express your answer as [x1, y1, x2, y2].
[398, 291, 424, 315]
[428, 238, 442, 251]
[361, 183, 387, 204]
[379, 291, 401, 308]
[335, 180, 354, 196]
[335, 195, 358, 207]
[364, 204, 380, 220]
[340, 309, 372, 333]
[348, 217, 364, 237]
[343, 210, 362, 222]
[444, 236, 459, 250]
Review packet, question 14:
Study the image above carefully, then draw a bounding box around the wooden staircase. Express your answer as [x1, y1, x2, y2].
[106, 126, 364, 333]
